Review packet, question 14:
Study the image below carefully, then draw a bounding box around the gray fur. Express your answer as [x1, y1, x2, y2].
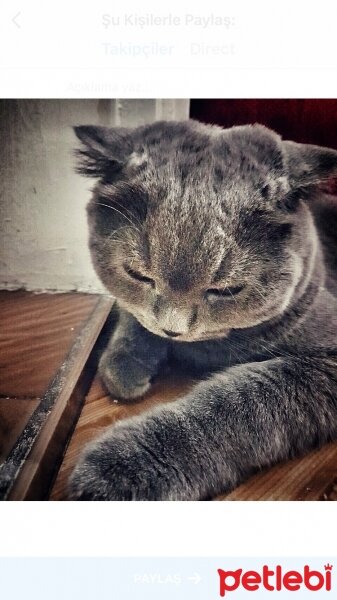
[69, 120, 337, 500]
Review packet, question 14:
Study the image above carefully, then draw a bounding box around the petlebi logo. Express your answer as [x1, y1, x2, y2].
[217, 564, 333, 596]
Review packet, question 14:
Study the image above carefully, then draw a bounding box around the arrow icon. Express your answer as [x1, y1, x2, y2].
[12, 12, 21, 29]
[187, 573, 201, 584]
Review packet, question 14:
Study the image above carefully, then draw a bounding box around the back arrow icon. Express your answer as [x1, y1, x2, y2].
[12, 12, 21, 28]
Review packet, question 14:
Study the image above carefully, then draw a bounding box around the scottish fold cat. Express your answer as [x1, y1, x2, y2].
[69, 120, 337, 500]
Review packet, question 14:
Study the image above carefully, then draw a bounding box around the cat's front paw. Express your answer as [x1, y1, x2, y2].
[68, 417, 193, 501]
[99, 349, 154, 401]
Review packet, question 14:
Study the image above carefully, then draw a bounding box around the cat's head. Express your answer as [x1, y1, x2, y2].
[74, 120, 337, 341]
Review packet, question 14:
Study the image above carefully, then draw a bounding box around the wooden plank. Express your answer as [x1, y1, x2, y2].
[0, 398, 40, 462]
[0, 291, 100, 470]
[0, 291, 99, 398]
[0, 295, 114, 500]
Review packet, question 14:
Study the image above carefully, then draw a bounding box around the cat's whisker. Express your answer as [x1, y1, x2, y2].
[252, 282, 268, 304]
[95, 202, 141, 232]
[226, 342, 245, 365]
[103, 198, 144, 229]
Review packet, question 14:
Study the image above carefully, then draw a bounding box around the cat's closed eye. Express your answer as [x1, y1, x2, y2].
[206, 285, 244, 299]
[123, 264, 155, 286]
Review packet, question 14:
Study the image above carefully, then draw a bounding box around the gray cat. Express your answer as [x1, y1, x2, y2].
[69, 119, 337, 500]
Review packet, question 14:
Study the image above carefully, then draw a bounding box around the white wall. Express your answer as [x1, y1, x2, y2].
[0, 99, 189, 293]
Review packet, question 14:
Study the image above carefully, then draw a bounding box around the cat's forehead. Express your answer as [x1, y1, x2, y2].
[133, 157, 275, 222]
[131, 130, 284, 204]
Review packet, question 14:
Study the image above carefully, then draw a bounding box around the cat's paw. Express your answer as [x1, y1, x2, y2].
[99, 349, 154, 401]
[68, 417, 192, 501]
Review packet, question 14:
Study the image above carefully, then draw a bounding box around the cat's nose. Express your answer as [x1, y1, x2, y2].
[162, 329, 181, 338]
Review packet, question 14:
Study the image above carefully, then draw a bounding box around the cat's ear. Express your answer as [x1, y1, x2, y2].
[73, 125, 133, 178]
[283, 141, 337, 188]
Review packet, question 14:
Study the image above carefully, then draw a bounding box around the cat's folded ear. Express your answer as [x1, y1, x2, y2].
[283, 141, 337, 188]
[73, 125, 133, 177]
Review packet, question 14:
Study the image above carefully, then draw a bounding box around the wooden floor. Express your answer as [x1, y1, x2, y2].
[0, 291, 98, 463]
[1, 290, 337, 500]
[0, 290, 113, 499]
